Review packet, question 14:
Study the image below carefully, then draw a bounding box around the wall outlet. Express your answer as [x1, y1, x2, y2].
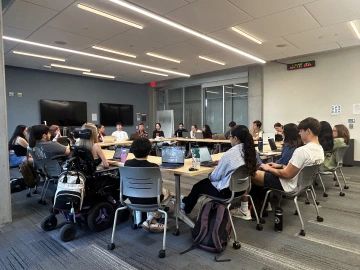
[17, 93, 23, 97]
[8, 92, 14, 97]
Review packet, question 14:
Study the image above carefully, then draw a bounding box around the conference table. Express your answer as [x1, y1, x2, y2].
[104, 149, 222, 230]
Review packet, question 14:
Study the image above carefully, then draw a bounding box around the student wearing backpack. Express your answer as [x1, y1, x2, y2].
[181, 125, 257, 219]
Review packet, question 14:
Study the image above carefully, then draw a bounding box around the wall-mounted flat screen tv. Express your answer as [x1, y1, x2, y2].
[40, 99, 87, 126]
[100, 103, 133, 126]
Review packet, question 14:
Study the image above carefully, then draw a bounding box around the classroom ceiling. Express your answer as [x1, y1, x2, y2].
[3, 0, 360, 84]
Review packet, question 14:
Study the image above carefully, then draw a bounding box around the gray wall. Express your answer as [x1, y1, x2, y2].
[5, 66, 149, 137]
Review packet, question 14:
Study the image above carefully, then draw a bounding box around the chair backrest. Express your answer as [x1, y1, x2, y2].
[228, 165, 250, 193]
[335, 145, 349, 167]
[297, 164, 321, 192]
[75, 146, 96, 174]
[119, 167, 162, 203]
[33, 158, 62, 179]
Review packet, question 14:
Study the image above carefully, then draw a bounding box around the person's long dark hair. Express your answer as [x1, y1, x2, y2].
[319, 121, 334, 151]
[231, 125, 257, 176]
[8, 125, 27, 149]
[202, 125, 212, 139]
[29, 125, 50, 148]
[283, 123, 303, 148]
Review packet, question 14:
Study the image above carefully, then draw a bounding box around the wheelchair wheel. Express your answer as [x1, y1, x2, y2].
[87, 202, 115, 232]
[60, 224, 76, 242]
[41, 215, 57, 231]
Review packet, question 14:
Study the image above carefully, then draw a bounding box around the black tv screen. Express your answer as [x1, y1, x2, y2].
[100, 103, 133, 126]
[40, 99, 87, 126]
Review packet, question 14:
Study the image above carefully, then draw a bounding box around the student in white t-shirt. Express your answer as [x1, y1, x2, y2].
[231, 117, 324, 221]
[111, 122, 129, 142]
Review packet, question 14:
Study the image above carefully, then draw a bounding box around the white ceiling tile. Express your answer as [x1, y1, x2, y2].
[63, 48, 115, 69]
[96, 32, 164, 55]
[284, 22, 357, 48]
[24, 0, 74, 11]
[127, 20, 194, 46]
[305, 0, 360, 26]
[3, 0, 58, 31]
[165, 0, 253, 33]
[263, 53, 288, 61]
[92, 62, 145, 76]
[337, 39, 360, 48]
[128, 0, 189, 15]
[27, 26, 100, 51]
[236, 6, 320, 40]
[228, 0, 315, 18]
[185, 38, 223, 53]
[201, 50, 254, 66]
[3, 26, 33, 53]
[5, 50, 55, 67]
[283, 43, 340, 57]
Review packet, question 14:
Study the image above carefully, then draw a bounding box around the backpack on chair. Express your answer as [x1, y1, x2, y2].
[19, 160, 39, 188]
[180, 200, 232, 261]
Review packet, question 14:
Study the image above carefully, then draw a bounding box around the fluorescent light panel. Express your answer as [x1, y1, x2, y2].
[206, 91, 219, 94]
[92, 45, 136, 58]
[83, 72, 115, 79]
[3, 36, 190, 77]
[13, 50, 65, 61]
[234, 84, 248, 88]
[146, 52, 181, 63]
[231, 27, 262, 44]
[350, 21, 360, 39]
[225, 92, 236, 94]
[109, 0, 266, 63]
[141, 70, 168, 77]
[77, 3, 143, 29]
[199, 56, 225, 65]
[50, 63, 91, 72]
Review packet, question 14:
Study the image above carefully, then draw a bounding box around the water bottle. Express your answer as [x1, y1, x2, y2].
[192, 147, 201, 170]
[274, 207, 283, 232]
[258, 137, 263, 152]
[63, 127, 68, 136]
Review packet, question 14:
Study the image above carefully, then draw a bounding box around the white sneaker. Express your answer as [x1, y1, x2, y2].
[231, 207, 252, 220]
[180, 196, 185, 210]
[265, 202, 272, 212]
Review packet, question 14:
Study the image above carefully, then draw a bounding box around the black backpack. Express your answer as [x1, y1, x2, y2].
[181, 200, 232, 261]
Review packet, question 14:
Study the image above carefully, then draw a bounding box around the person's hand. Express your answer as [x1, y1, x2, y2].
[260, 163, 272, 171]
[326, 153, 331, 157]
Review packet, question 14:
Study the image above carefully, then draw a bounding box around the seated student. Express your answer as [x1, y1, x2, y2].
[318, 121, 334, 152]
[274, 122, 283, 141]
[190, 124, 201, 138]
[152, 123, 164, 138]
[8, 125, 32, 166]
[320, 124, 350, 172]
[174, 122, 188, 137]
[97, 124, 106, 143]
[29, 125, 70, 160]
[238, 118, 324, 219]
[225, 121, 236, 139]
[49, 125, 61, 141]
[276, 123, 303, 165]
[180, 125, 257, 215]
[202, 125, 213, 139]
[250, 120, 264, 141]
[112, 122, 129, 142]
[78, 123, 109, 168]
[124, 138, 170, 232]
[133, 122, 148, 138]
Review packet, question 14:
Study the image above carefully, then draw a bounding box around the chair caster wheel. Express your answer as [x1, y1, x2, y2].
[317, 216, 324, 222]
[173, 229, 180, 236]
[259, 218, 266, 224]
[340, 192, 345, 197]
[294, 210, 298, 215]
[316, 201, 320, 206]
[107, 243, 115, 250]
[299, 230, 306, 236]
[344, 186, 349, 189]
[256, 224, 263, 231]
[131, 224, 138, 230]
[323, 193, 328, 197]
[333, 177, 337, 181]
[305, 200, 310, 205]
[233, 242, 241, 249]
[164, 206, 170, 211]
[26, 193, 31, 198]
[158, 250, 165, 258]
[335, 183, 339, 187]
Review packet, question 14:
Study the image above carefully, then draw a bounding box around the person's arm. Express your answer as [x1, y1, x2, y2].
[52, 141, 70, 156]
[209, 155, 228, 182]
[94, 143, 109, 167]
[16, 137, 29, 148]
[124, 132, 129, 140]
[260, 162, 300, 179]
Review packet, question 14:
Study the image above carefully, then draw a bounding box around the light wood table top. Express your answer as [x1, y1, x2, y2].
[100, 138, 175, 147]
[174, 138, 230, 143]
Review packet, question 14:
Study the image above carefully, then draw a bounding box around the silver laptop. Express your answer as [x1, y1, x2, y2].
[215, 133, 226, 140]
[194, 132, 204, 139]
[182, 131, 191, 138]
[160, 146, 185, 169]
[108, 147, 130, 161]
[268, 138, 282, 152]
[199, 147, 218, 167]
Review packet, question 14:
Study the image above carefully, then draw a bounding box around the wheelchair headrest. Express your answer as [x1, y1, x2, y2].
[73, 129, 92, 139]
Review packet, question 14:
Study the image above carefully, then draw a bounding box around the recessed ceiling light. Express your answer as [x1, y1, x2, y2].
[50, 63, 91, 72]
[54, 41, 67, 45]
[234, 84, 248, 88]
[199, 56, 225, 65]
[231, 27, 263, 44]
[350, 21, 360, 40]
[146, 52, 181, 63]
[92, 45, 136, 58]
[4, 36, 190, 77]
[83, 72, 115, 79]
[224, 86, 233, 89]
[110, 0, 266, 64]
[77, 3, 143, 29]
[12, 50, 66, 61]
[141, 70, 168, 77]
[276, 44, 287, 48]
[43, 65, 51, 68]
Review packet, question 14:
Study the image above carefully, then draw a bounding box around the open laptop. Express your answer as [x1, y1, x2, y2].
[103, 136, 115, 143]
[215, 133, 226, 140]
[268, 138, 282, 152]
[160, 146, 185, 169]
[194, 132, 204, 139]
[182, 131, 191, 138]
[199, 147, 218, 167]
[56, 136, 69, 146]
[108, 147, 130, 161]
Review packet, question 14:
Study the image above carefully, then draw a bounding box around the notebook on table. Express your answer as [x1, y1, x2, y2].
[160, 146, 185, 169]
[268, 138, 282, 152]
[215, 133, 226, 140]
[199, 147, 218, 167]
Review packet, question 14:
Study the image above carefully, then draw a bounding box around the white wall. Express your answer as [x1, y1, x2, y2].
[263, 47, 360, 161]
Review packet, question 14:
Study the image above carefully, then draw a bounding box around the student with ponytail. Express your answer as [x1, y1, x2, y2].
[180, 125, 257, 215]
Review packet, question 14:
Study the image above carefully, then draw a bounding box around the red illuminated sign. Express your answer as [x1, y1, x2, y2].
[150, 81, 156, 87]
[287, 61, 315, 70]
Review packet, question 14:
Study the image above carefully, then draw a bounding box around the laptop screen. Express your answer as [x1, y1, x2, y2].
[182, 131, 191, 138]
[199, 147, 212, 162]
[162, 146, 185, 164]
[268, 138, 277, 151]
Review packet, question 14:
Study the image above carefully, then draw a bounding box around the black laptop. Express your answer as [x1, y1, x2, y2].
[182, 131, 191, 138]
[108, 147, 130, 161]
[56, 136, 69, 146]
[268, 138, 282, 152]
[160, 146, 185, 169]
